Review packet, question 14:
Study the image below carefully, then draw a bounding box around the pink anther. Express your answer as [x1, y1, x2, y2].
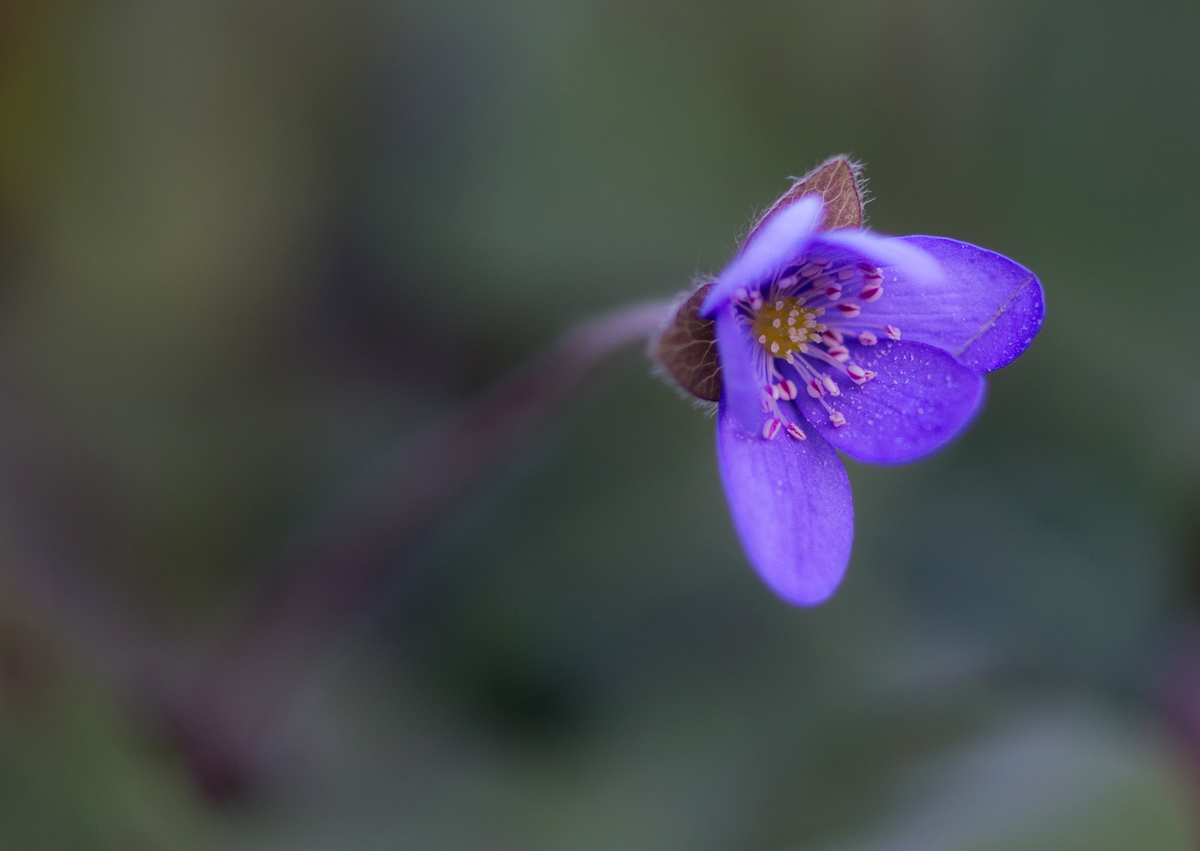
[847, 364, 875, 385]
[885, 325, 901, 340]
[762, 418, 782, 440]
[837, 303, 861, 318]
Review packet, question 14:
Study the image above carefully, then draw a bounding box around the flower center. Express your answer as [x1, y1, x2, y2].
[750, 297, 825, 358]
[731, 255, 894, 440]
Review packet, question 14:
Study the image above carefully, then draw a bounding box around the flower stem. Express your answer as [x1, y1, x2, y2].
[162, 299, 674, 797]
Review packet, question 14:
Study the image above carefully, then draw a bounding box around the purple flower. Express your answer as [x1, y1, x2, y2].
[692, 189, 1044, 606]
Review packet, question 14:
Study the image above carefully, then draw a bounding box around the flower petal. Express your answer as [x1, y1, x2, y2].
[815, 229, 945, 290]
[716, 402, 853, 606]
[701, 196, 823, 315]
[791, 339, 985, 465]
[714, 304, 764, 435]
[860, 236, 1045, 374]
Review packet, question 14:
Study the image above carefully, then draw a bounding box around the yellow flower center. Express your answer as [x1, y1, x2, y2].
[750, 297, 825, 358]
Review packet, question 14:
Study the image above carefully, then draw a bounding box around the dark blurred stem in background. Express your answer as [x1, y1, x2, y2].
[157, 299, 672, 798]
[0, 298, 671, 800]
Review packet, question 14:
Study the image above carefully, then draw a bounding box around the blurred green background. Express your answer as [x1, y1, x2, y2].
[0, 0, 1198, 848]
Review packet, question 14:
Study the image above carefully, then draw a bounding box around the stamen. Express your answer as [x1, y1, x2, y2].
[742, 252, 896, 433]
[847, 364, 876, 386]
[770, 380, 798, 401]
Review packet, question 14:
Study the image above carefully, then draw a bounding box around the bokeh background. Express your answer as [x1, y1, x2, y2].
[0, 0, 1199, 848]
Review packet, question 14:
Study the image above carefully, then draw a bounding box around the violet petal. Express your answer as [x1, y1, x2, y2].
[791, 339, 985, 465]
[815, 229, 945, 290]
[862, 236, 1045, 374]
[716, 403, 853, 606]
[714, 305, 765, 435]
[701, 196, 823, 315]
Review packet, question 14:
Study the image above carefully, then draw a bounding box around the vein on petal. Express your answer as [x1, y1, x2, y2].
[954, 275, 1034, 357]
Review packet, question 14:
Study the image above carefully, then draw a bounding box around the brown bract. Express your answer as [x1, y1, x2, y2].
[748, 154, 864, 237]
[653, 155, 866, 402]
[654, 282, 722, 402]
